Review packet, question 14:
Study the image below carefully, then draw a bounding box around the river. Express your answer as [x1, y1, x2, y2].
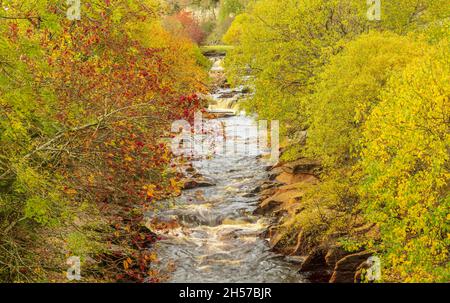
[149, 55, 305, 283]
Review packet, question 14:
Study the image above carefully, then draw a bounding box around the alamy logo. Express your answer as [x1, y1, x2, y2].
[366, 256, 381, 282]
[66, 0, 81, 21]
[66, 256, 81, 281]
[171, 112, 280, 164]
[367, 0, 381, 21]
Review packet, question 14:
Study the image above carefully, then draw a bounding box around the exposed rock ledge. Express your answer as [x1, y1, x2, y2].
[181, 164, 216, 190]
[255, 157, 373, 283]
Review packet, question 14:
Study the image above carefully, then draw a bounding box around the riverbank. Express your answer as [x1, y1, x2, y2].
[257, 155, 377, 283]
[198, 53, 374, 283]
[149, 54, 305, 283]
[150, 52, 376, 284]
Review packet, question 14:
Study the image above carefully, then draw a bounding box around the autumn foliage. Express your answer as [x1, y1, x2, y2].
[0, 0, 207, 282]
[225, 0, 449, 282]
[165, 10, 206, 44]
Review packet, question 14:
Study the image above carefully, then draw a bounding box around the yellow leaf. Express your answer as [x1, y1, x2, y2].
[66, 188, 77, 195]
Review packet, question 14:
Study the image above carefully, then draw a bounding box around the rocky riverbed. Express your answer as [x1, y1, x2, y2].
[148, 54, 373, 283]
[147, 55, 306, 283]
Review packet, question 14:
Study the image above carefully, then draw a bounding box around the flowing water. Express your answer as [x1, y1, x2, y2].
[150, 56, 305, 283]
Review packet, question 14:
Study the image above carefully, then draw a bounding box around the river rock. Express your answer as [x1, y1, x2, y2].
[298, 249, 333, 282]
[281, 158, 321, 175]
[218, 92, 236, 98]
[205, 111, 236, 119]
[325, 247, 349, 268]
[251, 181, 278, 194]
[299, 250, 329, 272]
[268, 230, 291, 254]
[259, 187, 279, 200]
[255, 189, 303, 216]
[285, 256, 306, 265]
[183, 179, 216, 190]
[185, 166, 196, 173]
[329, 251, 372, 283]
[269, 228, 304, 256]
[275, 172, 318, 185]
[268, 167, 285, 180]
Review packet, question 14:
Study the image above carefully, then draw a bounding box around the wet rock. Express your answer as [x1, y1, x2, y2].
[267, 159, 320, 187]
[268, 226, 304, 257]
[298, 250, 333, 283]
[205, 111, 236, 119]
[299, 250, 329, 272]
[183, 179, 216, 190]
[285, 256, 306, 265]
[325, 247, 349, 268]
[274, 172, 292, 184]
[269, 187, 304, 202]
[329, 251, 372, 283]
[185, 167, 196, 173]
[254, 200, 282, 216]
[146, 215, 180, 231]
[251, 181, 279, 194]
[218, 92, 236, 99]
[268, 228, 287, 250]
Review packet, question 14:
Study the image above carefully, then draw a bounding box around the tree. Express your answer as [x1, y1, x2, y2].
[224, 0, 449, 141]
[223, 0, 368, 139]
[165, 10, 206, 43]
[306, 32, 426, 168]
[359, 39, 449, 282]
[0, 0, 208, 282]
[222, 0, 449, 282]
